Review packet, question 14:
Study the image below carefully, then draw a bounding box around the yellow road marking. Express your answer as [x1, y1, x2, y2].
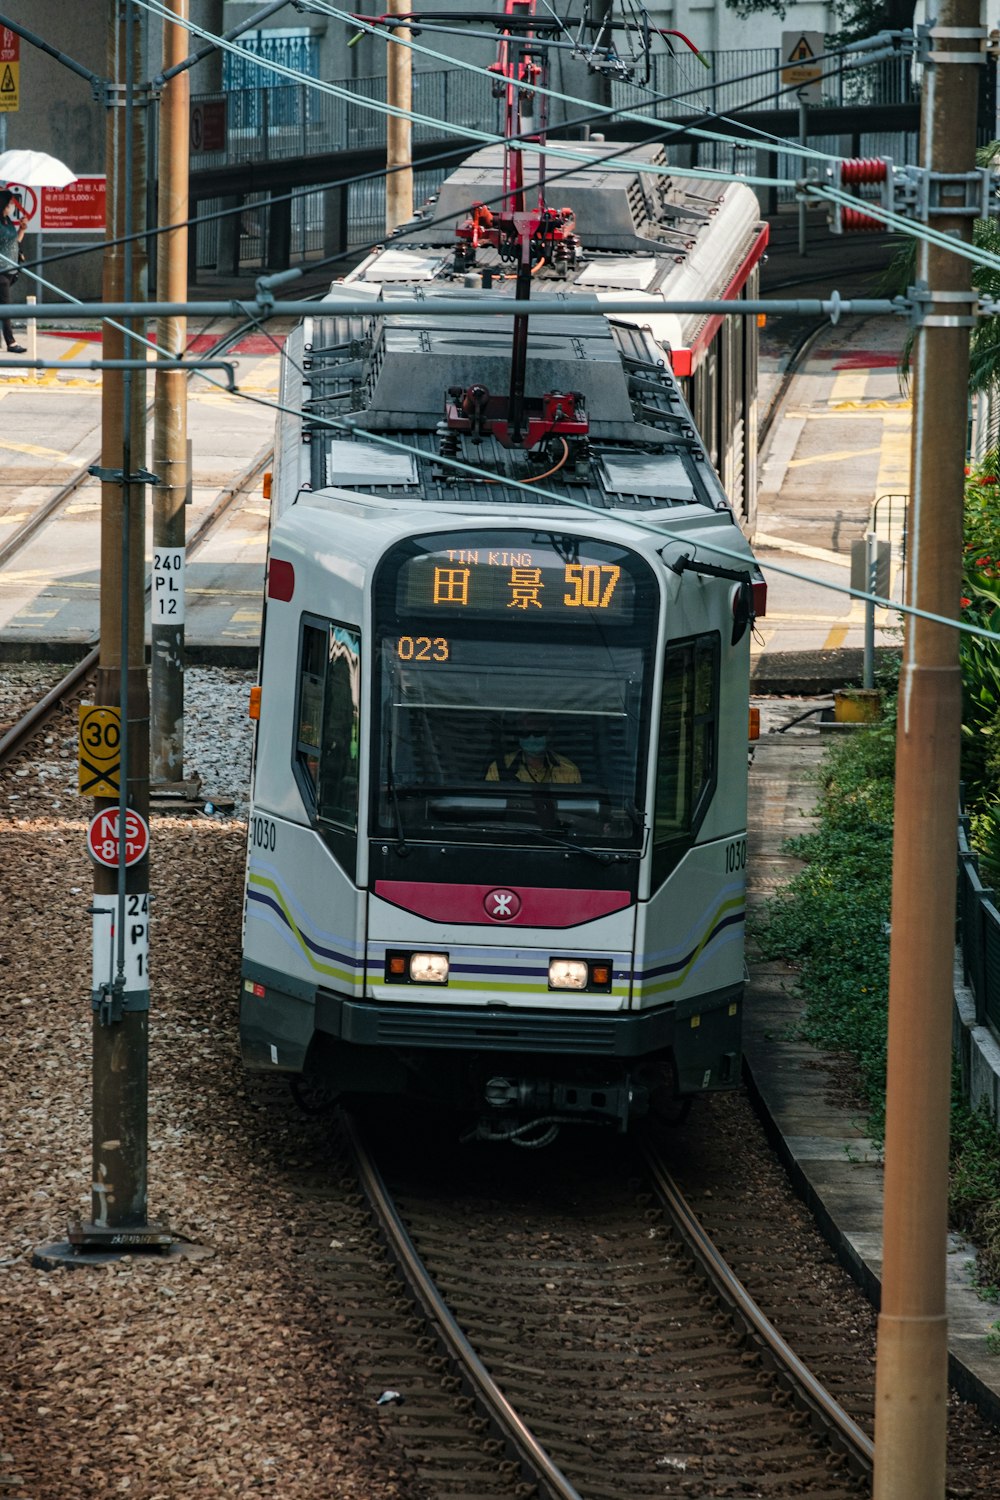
[60, 340, 89, 361]
[823, 625, 849, 650]
[229, 608, 262, 622]
[184, 586, 261, 597]
[833, 399, 910, 410]
[876, 427, 910, 493]
[0, 439, 77, 462]
[1, 573, 98, 585]
[786, 407, 909, 420]
[786, 446, 882, 469]
[829, 368, 869, 405]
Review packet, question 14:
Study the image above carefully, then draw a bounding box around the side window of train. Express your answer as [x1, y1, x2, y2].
[295, 619, 362, 834]
[653, 633, 719, 850]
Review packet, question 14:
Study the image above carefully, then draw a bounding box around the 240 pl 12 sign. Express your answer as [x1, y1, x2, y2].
[87, 807, 150, 868]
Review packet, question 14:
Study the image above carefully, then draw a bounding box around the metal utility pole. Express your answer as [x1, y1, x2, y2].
[872, 4, 983, 1495]
[151, 0, 190, 787]
[76, 0, 165, 1253]
[385, 0, 413, 234]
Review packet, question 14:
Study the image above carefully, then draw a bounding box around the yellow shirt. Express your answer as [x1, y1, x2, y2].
[485, 750, 581, 784]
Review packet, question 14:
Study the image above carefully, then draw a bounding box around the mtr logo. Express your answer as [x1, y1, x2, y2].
[484, 888, 521, 921]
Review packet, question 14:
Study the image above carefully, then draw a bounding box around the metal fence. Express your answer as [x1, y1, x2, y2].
[958, 814, 1000, 1036]
[611, 46, 918, 117]
[193, 168, 449, 271]
[185, 48, 919, 273]
[190, 68, 497, 171]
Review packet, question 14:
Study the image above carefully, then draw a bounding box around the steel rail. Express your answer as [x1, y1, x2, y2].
[757, 318, 834, 454]
[0, 317, 264, 574]
[0, 440, 273, 770]
[341, 1109, 586, 1500]
[640, 1134, 875, 1482]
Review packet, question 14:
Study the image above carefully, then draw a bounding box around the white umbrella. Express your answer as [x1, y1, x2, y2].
[0, 150, 77, 189]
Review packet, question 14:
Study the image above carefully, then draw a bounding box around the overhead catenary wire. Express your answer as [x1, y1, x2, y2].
[132, 0, 851, 187]
[313, 0, 873, 164]
[4, 3, 986, 639]
[16, 29, 842, 282]
[215, 347, 1000, 650]
[15, 11, 920, 289]
[6, 222, 993, 647]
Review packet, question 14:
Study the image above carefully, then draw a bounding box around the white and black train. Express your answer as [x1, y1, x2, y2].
[239, 131, 767, 1141]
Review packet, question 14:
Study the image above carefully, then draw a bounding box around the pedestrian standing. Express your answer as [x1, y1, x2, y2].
[0, 189, 26, 354]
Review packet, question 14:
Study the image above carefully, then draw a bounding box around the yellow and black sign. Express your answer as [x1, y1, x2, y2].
[781, 30, 823, 89]
[0, 61, 19, 113]
[78, 706, 121, 797]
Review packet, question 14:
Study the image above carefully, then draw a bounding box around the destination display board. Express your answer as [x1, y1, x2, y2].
[395, 533, 641, 623]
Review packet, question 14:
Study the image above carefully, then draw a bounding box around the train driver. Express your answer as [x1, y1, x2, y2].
[485, 716, 581, 785]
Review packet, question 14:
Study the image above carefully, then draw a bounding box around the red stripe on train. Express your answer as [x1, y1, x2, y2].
[374, 880, 632, 928]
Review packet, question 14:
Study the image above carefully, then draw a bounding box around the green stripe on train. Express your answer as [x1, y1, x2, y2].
[635, 895, 745, 1000]
[249, 873, 359, 987]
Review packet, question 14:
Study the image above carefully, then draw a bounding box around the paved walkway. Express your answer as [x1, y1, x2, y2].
[751, 315, 908, 670]
[745, 707, 1000, 1426]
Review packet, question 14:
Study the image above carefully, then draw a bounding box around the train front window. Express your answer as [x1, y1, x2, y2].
[295, 619, 361, 832]
[373, 532, 658, 850]
[653, 633, 720, 844]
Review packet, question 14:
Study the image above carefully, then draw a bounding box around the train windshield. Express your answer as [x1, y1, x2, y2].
[372, 531, 658, 850]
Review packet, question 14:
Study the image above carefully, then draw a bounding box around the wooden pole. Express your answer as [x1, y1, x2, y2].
[91, 0, 151, 1235]
[872, 4, 982, 1493]
[385, 0, 413, 235]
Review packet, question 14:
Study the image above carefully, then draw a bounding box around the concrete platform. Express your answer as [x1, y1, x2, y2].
[745, 724, 1000, 1426]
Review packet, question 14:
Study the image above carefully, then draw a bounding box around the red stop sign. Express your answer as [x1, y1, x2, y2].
[87, 808, 150, 868]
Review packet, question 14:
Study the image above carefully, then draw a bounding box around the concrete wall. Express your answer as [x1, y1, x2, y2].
[954, 961, 1000, 1130]
[646, 0, 839, 56]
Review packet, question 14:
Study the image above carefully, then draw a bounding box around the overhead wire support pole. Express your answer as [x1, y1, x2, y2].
[0, 11, 104, 92]
[871, 3, 984, 1495]
[386, 0, 414, 233]
[151, 0, 190, 790]
[70, 0, 170, 1259]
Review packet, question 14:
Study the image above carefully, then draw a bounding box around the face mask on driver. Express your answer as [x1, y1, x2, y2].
[520, 735, 546, 755]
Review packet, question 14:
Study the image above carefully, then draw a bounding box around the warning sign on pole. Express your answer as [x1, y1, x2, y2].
[781, 30, 824, 100]
[78, 706, 121, 797]
[0, 32, 18, 112]
[87, 807, 150, 869]
[21, 177, 106, 235]
[0, 61, 18, 113]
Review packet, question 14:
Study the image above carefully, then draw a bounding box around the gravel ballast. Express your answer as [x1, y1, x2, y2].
[0, 666, 426, 1500]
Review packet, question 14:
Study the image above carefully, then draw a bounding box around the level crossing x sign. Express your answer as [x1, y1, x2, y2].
[78, 705, 121, 797]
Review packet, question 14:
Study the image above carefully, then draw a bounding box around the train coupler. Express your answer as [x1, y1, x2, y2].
[478, 1073, 650, 1134]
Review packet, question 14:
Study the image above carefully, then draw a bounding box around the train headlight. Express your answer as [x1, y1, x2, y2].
[549, 959, 589, 990]
[548, 959, 614, 992]
[409, 952, 449, 985]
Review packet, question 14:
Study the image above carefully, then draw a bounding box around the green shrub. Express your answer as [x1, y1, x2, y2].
[754, 699, 897, 1141]
[754, 672, 1000, 1262]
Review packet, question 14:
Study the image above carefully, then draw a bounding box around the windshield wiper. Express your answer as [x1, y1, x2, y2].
[501, 822, 639, 865]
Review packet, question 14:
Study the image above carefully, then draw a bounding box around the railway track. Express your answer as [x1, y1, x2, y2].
[0, 441, 271, 770]
[337, 1106, 873, 1497]
[5, 695, 1000, 1492]
[0, 316, 273, 574]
